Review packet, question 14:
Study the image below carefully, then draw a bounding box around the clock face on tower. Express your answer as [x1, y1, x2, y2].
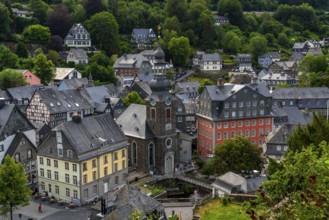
[149, 97, 156, 106]
[165, 96, 172, 105]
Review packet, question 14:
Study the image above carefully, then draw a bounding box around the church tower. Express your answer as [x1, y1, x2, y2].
[146, 30, 178, 175]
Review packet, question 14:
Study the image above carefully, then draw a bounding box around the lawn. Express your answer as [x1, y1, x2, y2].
[195, 199, 250, 220]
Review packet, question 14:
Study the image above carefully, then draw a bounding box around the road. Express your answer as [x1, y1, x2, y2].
[0, 199, 92, 220]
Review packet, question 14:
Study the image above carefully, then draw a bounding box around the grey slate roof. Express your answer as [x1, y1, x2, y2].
[56, 113, 126, 154]
[266, 124, 297, 145]
[258, 52, 280, 59]
[261, 73, 293, 80]
[131, 28, 156, 43]
[35, 88, 94, 114]
[289, 52, 305, 61]
[116, 104, 154, 139]
[5, 132, 36, 159]
[98, 185, 164, 219]
[212, 171, 266, 194]
[272, 87, 329, 99]
[205, 82, 271, 101]
[130, 81, 152, 99]
[137, 73, 154, 82]
[7, 84, 45, 101]
[113, 54, 150, 69]
[68, 48, 88, 60]
[201, 53, 221, 62]
[0, 104, 15, 136]
[58, 78, 89, 90]
[293, 42, 306, 49]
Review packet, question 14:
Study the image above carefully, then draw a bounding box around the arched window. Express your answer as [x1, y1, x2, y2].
[131, 141, 137, 165]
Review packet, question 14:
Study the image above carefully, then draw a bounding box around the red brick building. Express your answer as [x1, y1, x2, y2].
[197, 80, 274, 160]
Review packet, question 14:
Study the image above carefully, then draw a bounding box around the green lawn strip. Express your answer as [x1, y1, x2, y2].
[196, 199, 250, 220]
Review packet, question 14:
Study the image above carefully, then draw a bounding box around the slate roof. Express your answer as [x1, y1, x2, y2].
[307, 47, 323, 56]
[131, 28, 156, 43]
[58, 78, 89, 90]
[176, 81, 199, 93]
[7, 84, 45, 101]
[96, 185, 164, 219]
[0, 104, 15, 136]
[237, 54, 251, 58]
[212, 171, 266, 194]
[0, 90, 10, 100]
[205, 82, 271, 101]
[104, 84, 119, 97]
[137, 73, 154, 82]
[272, 87, 329, 99]
[65, 23, 90, 39]
[289, 52, 305, 61]
[261, 73, 293, 80]
[130, 81, 152, 99]
[293, 42, 306, 49]
[116, 104, 154, 139]
[272, 61, 296, 71]
[113, 54, 150, 69]
[266, 124, 297, 145]
[67, 48, 88, 60]
[201, 53, 221, 62]
[34, 88, 94, 114]
[56, 113, 126, 155]
[5, 132, 36, 159]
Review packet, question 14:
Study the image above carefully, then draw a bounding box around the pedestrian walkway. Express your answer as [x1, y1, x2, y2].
[0, 198, 92, 220]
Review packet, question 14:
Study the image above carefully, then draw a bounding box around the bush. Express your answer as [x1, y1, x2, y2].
[181, 183, 195, 195]
[202, 160, 215, 175]
[221, 196, 231, 206]
[194, 158, 204, 168]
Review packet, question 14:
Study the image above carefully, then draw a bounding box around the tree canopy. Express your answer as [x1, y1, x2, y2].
[0, 155, 31, 220]
[212, 136, 265, 175]
[0, 69, 27, 90]
[32, 51, 55, 84]
[123, 91, 145, 107]
[86, 12, 120, 56]
[248, 142, 329, 219]
[168, 36, 191, 67]
[23, 24, 51, 44]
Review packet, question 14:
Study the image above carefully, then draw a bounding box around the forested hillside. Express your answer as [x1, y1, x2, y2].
[0, 0, 328, 72]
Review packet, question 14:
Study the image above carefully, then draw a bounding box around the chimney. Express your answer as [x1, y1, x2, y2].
[217, 78, 224, 87]
[72, 115, 81, 123]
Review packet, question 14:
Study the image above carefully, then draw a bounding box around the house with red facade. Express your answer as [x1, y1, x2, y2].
[13, 69, 41, 85]
[197, 79, 274, 160]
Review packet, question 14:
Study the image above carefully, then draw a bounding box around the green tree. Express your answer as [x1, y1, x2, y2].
[123, 91, 145, 107]
[16, 42, 29, 58]
[212, 136, 264, 175]
[249, 35, 268, 62]
[90, 51, 111, 66]
[165, 0, 188, 22]
[0, 6, 12, 40]
[217, 0, 243, 26]
[23, 24, 51, 44]
[84, 62, 117, 84]
[83, 0, 106, 18]
[197, 79, 215, 94]
[0, 155, 31, 220]
[287, 114, 329, 153]
[33, 52, 55, 84]
[29, 0, 49, 24]
[168, 36, 190, 67]
[86, 12, 120, 56]
[46, 4, 72, 38]
[278, 32, 290, 48]
[222, 31, 241, 54]
[0, 46, 18, 71]
[249, 142, 329, 219]
[0, 69, 27, 90]
[163, 16, 182, 35]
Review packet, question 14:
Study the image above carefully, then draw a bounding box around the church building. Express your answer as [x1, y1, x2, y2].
[116, 41, 179, 175]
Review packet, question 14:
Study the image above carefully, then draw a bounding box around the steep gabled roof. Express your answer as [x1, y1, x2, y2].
[5, 132, 37, 159]
[54, 68, 81, 81]
[113, 54, 150, 69]
[116, 104, 154, 139]
[33, 88, 93, 114]
[56, 113, 126, 155]
[58, 78, 89, 90]
[7, 84, 45, 101]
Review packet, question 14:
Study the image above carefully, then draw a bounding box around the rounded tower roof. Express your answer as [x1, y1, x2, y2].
[154, 42, 165, 63]
[150, 74, 171, 92]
